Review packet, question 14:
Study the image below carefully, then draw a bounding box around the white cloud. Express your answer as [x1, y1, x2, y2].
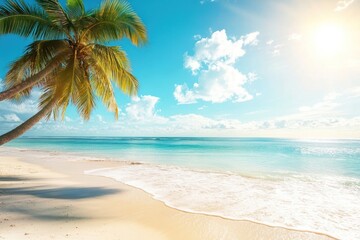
[175, 63, 253, 104]
[272, 44, 282, 56]
[96, 114, 106, 124]
[18, 89, 360, 139]
[247, 72, 258, 82]
[242, 32, 260, 46]
[262, 89, 360, 131]
[266, 40, 274, 45]
[239, 117, 360, 131]
[0, 99, 38, 114]
[175, 29, 259, 104]
[265, 39, 285, 57]
[185, 30, 248, 68]
[184, 54, 201, 74]
[0, 89, 41, 114]
[288, 33, 302, 41]
[65, 116, 73, 122]
[140, 90, 359, 136]
[198, 105, 207, 110]
[0, 113, 21, 122]
[128, 90, 359, 135]
[200, 0, 216, 4]
[335, 0, 355, 11]
[169, 114, 241, 131]
[174, 84, 197, 104]
[125, 95, 168, 123]
[193, 34, 202, 40]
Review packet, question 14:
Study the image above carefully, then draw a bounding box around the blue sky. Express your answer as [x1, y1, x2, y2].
[0, 0, 359, 138]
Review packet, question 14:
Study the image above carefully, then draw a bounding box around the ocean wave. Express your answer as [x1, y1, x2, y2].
[299, 146, 360, 156]
[86, 164, 360, 240]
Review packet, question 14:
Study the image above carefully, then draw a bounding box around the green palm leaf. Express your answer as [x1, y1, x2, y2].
[91, 44, 138, 95]
[36, 0, 70, 26]
[85, 55, 119, 118]
[6, 41, 71, 101]
[0, 0, 65, 39]
[66, 0, 85, 19]
[79, 0, 147, 44]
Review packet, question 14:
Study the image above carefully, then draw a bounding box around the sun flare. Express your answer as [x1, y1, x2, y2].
[313, 23, 346, 57]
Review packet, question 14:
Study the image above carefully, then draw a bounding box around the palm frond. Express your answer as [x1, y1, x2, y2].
[36, 0, 71, 27]
[113, 68, 138, 96]
[5, 40, 70, 90]
[38, 77, 57, 120]
[51, 52, 77, 119]
[0, 0, 65, 39]
[66, 0, 85, 19]
[85, 56, 119, 118]
[72, 66, 95, 120]
[91, 44, 129, 70]
[48, 52, 95, 120]
[5, 42, 71, 102]
[91, 44, 138, 96]
[79, 0, 147, 45]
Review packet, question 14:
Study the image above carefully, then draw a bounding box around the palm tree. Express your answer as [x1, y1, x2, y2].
[0, 0, 147, 145]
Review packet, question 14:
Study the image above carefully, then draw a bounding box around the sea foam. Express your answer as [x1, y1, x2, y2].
[86, 164, 360, 240]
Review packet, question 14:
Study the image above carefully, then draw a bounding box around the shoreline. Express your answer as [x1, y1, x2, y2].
[0, 146, 336, 239]
[91, 171, 338, 240]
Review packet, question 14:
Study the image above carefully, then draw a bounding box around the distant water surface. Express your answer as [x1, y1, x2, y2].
[8, 137, 360, 239]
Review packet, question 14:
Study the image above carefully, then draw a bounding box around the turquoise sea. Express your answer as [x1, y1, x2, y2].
[7, 137, 360, 239]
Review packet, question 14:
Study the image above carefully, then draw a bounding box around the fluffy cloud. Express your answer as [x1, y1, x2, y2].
[130, 90, 360, 137]
[0, 80, 38, 114]
[8, 89, 359, 139]
[288, 33, 302, 41]
[169, 114, 241, 131]
[0, 113, 21, 122]
[335, 0, 355, 11]
[266, 40, 274, 45]
[96, 114, 106, 124]
[240, 117, 360, 131]
[0, 90, 41, 114]
[0, 99, 38, 114]
[243, 32, 260, 46]
[175, 30, 259, 104]
[255, 89, 360, 131]
[272, 44, 282, 56]
[0, 113, 22, 134]
[2, 85, 359, 138]
[175, 63, 253, 103]
[125, 95, 168, 123]
[184, 30, 259, 72]
[200, 0, 216, 4]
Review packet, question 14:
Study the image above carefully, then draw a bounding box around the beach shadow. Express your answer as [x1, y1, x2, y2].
[0, 186, 120, 221]
[0, 186, 120, 199]
[0, 176, 33, 182]
[4, 206, 88, 221]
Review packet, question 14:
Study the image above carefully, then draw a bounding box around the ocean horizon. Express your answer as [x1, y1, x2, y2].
[7, 137, 360, 239]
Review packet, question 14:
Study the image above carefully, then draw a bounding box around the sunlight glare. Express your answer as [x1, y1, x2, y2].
[313, 23, 345, 57]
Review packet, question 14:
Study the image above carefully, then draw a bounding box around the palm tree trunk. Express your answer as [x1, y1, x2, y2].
[0, 98, 57, 146]
[0, 58, 61, 102]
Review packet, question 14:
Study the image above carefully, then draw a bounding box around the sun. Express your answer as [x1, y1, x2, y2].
[313, 23, 345, 57]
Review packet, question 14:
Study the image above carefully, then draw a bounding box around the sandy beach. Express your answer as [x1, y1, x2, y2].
[0, 147, 335, 240]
